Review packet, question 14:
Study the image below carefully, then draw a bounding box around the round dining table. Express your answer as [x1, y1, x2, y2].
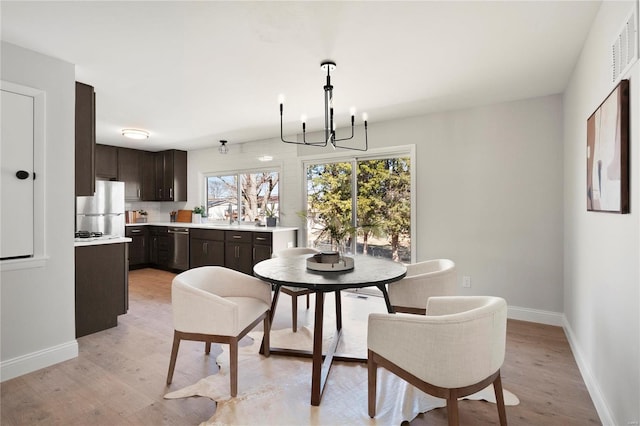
[253, 254, 407, 406]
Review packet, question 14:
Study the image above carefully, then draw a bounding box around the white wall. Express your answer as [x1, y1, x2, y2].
[563, 2, 640, 425]
[188, 94, 565, 322]
[1, 43, 78, 380]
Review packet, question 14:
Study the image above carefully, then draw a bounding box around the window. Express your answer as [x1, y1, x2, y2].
[206, 170, 279, 224]
[304, 151, 412, 263]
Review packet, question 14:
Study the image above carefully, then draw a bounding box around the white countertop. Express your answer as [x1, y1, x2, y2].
[126, 222, 298, 233]
[74, 236, 132, 247]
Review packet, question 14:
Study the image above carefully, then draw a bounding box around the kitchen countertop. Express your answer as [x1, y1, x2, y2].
[125, 222, 298, 233]
[74, 236, 132, 247]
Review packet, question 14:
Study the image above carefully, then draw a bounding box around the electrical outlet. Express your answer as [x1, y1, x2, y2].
[462, 276, 471, 288]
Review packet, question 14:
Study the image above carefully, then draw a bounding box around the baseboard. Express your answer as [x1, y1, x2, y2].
[507, 305, 564, 326]
[0, 340, 78, 382]
[562, 319, 615, 426]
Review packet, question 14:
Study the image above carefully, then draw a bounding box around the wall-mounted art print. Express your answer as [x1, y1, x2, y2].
[586, 79, 629, 213]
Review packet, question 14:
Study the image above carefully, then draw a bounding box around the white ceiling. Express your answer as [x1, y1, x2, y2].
[1, 1, 601, 152]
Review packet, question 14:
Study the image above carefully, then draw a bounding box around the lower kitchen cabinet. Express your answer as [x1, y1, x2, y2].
[75, 242, 128, 338]
[190, 228, 224, 268]
[225, 230, 253, 275]
[253, 232, 273, 265]
[126, 225, 147, 268]
[149, 226, 169, 269]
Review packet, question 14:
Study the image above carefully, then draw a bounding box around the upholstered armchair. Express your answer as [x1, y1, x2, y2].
[368, 296, 508, 426]
[272, 247, 319, 332]
[167, 266, 272, 397]
[388, 259, 456, 314]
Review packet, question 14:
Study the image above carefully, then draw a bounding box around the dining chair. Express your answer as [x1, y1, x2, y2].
[388, 258, 456, 314]
[368, 295, 508, 425]
[272, 247, 319, 332]
[167, 266, 271, 397]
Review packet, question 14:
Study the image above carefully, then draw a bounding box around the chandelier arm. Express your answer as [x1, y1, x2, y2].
[279, 103, 301, 144]
[331, 121, 368, 151]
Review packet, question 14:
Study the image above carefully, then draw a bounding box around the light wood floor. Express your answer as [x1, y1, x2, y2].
[1, 268, 601, 425]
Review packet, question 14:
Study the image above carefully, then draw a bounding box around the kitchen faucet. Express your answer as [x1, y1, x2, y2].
[228, 203, 234, 225]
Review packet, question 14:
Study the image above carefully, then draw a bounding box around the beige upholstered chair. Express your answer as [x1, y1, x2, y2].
[368, 296, 508, 426]
[388, 259, 456, 314]
[272, 247, 319, 332]
[167, 266, 271, 397]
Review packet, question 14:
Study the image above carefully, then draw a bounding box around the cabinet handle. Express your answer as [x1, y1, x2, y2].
[253, 247, 255, 259]
[137, 188, 141, 198]
[130, 229, 141, 234]
[203, 242, 208, 255]
[256, 237, 267, 241]
[158, 188, 162, 199]
[233, 235, 242, 239]
[235, 246, 239, 258]
[169, 188, 173, 199]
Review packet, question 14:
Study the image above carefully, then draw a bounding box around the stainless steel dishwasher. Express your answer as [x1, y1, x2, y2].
[168, 227, 189, 271]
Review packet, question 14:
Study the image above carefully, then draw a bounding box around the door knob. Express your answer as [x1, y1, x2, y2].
[15, 170, 30, 180]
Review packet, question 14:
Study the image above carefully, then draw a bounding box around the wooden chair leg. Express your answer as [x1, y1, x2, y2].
[493, 371, 508, 426]
[230, 339, 238, 397]
[205, 341, 211, 354]
[166, 331, 181, 385]
[446, 392, 459, 426]
[291, 293, 298, 332]
[263, 315, 270, 357]
[368, 350, 377, 418]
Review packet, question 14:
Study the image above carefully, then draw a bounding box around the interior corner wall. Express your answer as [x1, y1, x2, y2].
[1, 42, 77, 380]
[563, 2, 640, 425]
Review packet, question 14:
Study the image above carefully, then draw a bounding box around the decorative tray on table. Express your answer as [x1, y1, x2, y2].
[306, 252, 354, 272]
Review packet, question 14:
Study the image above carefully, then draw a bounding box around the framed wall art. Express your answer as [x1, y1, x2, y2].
[586, 79, 630, 213]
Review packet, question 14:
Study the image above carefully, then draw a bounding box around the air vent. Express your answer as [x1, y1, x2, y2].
[612, 3, 638, 83]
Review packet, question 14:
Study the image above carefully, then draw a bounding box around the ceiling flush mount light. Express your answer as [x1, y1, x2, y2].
[121, 128, 149, 140]
[279, 60, 368, 151]
[258, 155, 273, 162]
[218, 140, 229, 154]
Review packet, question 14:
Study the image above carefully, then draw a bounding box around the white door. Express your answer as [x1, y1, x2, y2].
[1, 88, 34, 259]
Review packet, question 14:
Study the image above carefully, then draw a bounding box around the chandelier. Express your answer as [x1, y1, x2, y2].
[279, 60, 368, 151]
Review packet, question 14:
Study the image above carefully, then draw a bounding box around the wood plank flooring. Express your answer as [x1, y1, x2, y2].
[1, 268, 601, 425]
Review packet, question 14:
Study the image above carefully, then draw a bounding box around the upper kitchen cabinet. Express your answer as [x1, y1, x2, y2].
[117, 147, 142, 201]
[152, 149, 187, 202]
[75, 82, 96, 196]
[95, 144, 118, 180]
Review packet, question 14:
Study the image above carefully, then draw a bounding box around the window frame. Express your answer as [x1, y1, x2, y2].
[203, 166, 282, 224]
[300, 145, 416, 263]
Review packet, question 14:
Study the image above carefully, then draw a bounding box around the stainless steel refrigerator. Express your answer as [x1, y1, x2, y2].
[76, 181, 125, 237]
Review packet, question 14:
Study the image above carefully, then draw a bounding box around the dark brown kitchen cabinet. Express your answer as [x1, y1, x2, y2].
[190, 228, 224, 268]
[141, 151, 156, 201]
[118, 148, 143, 201]
[75, 82, 96, 196]
[126, 226, 147, 268]
[95, 144, 118, 180]
[149, 226, 170, 268]
[75, 242, 128, 337]
[154, 150, 187, 201]
[141, 149, 187, 201]
[253, 232, 273, 266]
[225, 230, 253, 275]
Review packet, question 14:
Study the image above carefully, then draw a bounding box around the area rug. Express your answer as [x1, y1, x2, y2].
[165, 327, 519, 425]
